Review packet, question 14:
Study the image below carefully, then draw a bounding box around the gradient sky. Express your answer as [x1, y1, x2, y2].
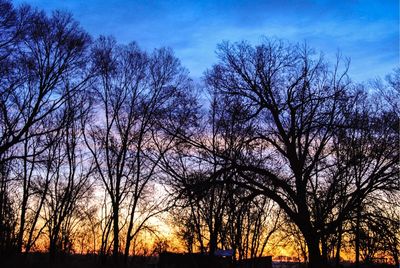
[13, 0, 399, 82]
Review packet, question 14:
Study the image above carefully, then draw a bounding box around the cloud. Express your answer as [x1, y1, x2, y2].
[14, 0, 399, 81]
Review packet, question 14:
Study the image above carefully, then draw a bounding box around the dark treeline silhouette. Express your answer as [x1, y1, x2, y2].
[161, 40, 399, 268]
[0, 1, 398, 268]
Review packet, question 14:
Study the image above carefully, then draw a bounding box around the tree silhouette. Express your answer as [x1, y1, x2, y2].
[84, 36, 196, 265]
[203, 39, 399, 268]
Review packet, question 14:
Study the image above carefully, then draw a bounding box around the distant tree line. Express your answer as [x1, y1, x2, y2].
[0, 1, 398, 268]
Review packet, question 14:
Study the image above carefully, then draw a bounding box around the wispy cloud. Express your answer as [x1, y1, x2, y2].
[14, 0, 399, 81]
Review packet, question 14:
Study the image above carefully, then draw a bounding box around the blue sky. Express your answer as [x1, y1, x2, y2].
[13, 0, 399, 82]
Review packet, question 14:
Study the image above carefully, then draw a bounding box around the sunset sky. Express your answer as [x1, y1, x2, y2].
[13, 0, 398, 82]
[1, 1, 398, 264]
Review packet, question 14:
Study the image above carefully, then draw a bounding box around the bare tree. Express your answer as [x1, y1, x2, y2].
[41, 91, 94, 260]
[0, 8, 91, 161]
[0, 0, 31, 254]
[331, 86, 399, 267]
[203, 39, 399, 268]
[84, 36, 195, 265]
[0, 1, 91, 256]
[374, 196, 400, 266]
[371, 68, 400, 116]
[163, 90, 282, 260]
[0, 160, 16, 255]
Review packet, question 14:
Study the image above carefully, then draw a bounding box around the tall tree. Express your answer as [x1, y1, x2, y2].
[0, 8, 91, 160]
[0, 2, 91, 255]
[333, 87, 399, 267]
[43, 91, 93, 260]
[163, 90, 281, 259]
[84, 36, 196, 264]
[204, 39, 399, 268]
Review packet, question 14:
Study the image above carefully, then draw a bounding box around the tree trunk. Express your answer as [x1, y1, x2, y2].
[355, 206, 361, 268]
[305, 234, 324, 268]
[17, 138, 31, 254]
[17, 188, 28, 253]
[124, 196, 138, 264]
[49, 238, 56, 261]
[25, 178, 49, 254]
[112, 204, 119, 266]
[335, 223, 343, 267]
[124, 213, 134, 264]
[209, 231, 218, 256]
[393, 252, 399, 268]
[321, 234, 328, 264]
[49, 225, 60, 262]
[124, 235, 131, 265]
